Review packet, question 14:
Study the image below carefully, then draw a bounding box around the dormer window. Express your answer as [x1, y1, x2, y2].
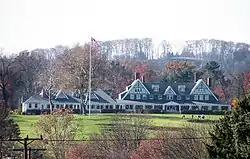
[178, 85, 186, 92]
[152, 85, 159, 92]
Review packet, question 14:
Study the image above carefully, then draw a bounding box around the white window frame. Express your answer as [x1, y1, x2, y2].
[166, 95, 173, 100]
[152, 85, 159, 92]
[136, 94, 141, 100]
[205, 95, 209, 100]
[194, 95, 198, 100]
[199, 95, 204, 100]
[130, 94, 135, 100]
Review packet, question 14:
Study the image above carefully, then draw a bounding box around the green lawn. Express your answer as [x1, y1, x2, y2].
[11, 114, 223, 139]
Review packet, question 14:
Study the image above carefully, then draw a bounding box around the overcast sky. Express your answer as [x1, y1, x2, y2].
[1, 0, 250, 53]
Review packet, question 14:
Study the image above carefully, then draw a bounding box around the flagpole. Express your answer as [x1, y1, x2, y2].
[88, 38, 92, 117]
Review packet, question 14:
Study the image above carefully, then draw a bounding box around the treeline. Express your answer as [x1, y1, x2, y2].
[101, 38, 250, 72]
[1, 39, 250, 109]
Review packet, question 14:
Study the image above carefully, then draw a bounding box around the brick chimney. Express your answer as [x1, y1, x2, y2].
[135, 72, 140, 80]
[206, 77, 212, 87]
[141, 76, 145, 82]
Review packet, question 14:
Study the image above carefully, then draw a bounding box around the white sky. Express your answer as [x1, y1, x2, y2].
[0, 0, 250, 53]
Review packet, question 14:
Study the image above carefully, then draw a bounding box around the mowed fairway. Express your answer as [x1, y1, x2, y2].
[11, 114, 222, 139]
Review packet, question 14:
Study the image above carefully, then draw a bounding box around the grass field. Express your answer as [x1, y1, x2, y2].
[11, 114, 222, 139]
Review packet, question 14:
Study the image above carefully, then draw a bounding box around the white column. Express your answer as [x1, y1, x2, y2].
[208, 105, 212, 110]
[198, 105, 202, 110]
[218, 105, 222, 110]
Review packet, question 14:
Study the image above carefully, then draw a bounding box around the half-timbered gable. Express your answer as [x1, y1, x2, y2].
[190, 79, 218, 101]
[120, 79, 150, 100]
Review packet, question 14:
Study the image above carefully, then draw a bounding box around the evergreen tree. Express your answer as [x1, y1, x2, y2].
[206, 98, 250, 158]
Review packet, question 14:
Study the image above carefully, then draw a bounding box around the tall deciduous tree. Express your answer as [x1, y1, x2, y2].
[58, 43, 107, 114]
[163, 62, 196, 83]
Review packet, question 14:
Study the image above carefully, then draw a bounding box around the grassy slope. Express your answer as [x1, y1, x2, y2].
[11, 114, 222, 139]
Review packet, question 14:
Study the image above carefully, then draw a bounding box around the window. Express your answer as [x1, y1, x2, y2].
[149, 95, 154, 100]
[158, 95, 162, 100]
[35, 104, 38, 108]
[73, 105, 76, 109]
[205, 95, 209, 100]
[110, 105, 113, 109]
[60, 105, 63, 108]
[77, 105, 79, 109]
[91, 105, 94, 109]
[65, 105, 68, 108]
[135, 87, 141, 92]
[105, 105, 109, 109]
[129, 105, 133, 109]
[152, 85, 159, 92]
[177, 95, 181, 100]
[56, 104, 59, 108]
[70, 104, 73, 109]
[136, 94, 141, 100]
[178, 85, 186, 92]
[47, 104, 50, 109]
[116, 105, 119, 109]
[145, 105, 152, 109]
[28, 104, 32, 108]
[186, 96, 190, 100]
[130, 94, 135, 100]
[125, 105, 129, 109]
[100, 105, 103, 109]
[96, 105, 100, 109]
[199, 95, 204, 100]
[41, 105, 44, 109]
[142, 94, 147, 100]
[166, 95, 173, 100]
[194, 95, 198, 100]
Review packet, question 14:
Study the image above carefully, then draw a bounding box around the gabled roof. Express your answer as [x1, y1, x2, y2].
[83, 89, 116, 104]
[23, 95, 49, 104]
[55, 90, 69, 99]
[121, 79, 150, 100]
[164, 86, 177, 95]
[190, 79, 218, 101]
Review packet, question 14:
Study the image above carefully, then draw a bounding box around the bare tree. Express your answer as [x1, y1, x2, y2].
[58, 43, 107, 114]
[35, 109, 77, 159]
[133, 124, 210, 159]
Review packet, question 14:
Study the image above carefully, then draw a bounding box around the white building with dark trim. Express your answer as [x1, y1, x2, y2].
[22, 89, 117, 115]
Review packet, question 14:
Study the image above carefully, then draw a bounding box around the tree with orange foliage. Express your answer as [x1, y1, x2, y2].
[163, 62, 197, 83]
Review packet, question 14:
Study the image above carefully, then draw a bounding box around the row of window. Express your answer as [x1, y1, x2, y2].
[28, 103, 80, 109]
[86, 104, 228, 111]
[129, 94, 210, 101]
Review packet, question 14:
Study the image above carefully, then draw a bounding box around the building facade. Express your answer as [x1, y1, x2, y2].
[117, 76, 231, 113]
[22, 89, 117, 114]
